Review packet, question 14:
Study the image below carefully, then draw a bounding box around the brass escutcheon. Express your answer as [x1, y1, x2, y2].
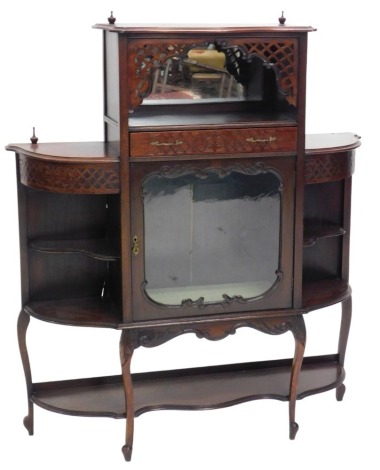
[132, 235, 139, 256]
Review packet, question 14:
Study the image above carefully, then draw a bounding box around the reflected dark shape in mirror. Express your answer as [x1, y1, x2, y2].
[145, 46, 244, 102]
[143, 44, 285, 105]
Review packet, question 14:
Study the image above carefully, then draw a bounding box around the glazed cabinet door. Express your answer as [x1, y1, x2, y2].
[130, 157, 295, 321]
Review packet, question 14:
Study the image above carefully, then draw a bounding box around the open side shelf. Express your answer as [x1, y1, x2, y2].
[302, 279, 350, 310]
[24, 298, 121, 328]
[31, 355, 344, 419]
[30, 238, 120, 261]
[303, 221, 345, 247]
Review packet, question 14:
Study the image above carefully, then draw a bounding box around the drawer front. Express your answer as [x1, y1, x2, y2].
[130, 127, 297, 158]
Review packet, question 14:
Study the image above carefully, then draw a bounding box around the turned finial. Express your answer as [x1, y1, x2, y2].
[279, 11, 286, 25]
[108, 11, 116, 24]
[30, 127, 38, 144]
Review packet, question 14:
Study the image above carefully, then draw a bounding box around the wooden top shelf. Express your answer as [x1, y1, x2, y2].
[93, 23, 316, 35]
[5, 141, 119, 163]
[305, 133, 361, 154]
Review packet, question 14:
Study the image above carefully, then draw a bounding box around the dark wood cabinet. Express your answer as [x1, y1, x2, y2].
[6, 21, 360, 463]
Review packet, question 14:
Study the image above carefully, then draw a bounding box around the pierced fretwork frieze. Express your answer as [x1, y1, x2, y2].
[130, 41, 194, 107]
[215, 39, 297, 104]
[128, 38, 298, 109]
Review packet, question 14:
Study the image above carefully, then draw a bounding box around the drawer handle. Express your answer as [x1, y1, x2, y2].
[150, 140, 183, 147]
[246, 136, 277, 144]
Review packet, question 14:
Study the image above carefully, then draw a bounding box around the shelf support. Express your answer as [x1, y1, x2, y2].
[336, 295, 352, 401]
[289, 314, 306, 439]
[17, 309, 34, 435]
[120, 330, 136, 462]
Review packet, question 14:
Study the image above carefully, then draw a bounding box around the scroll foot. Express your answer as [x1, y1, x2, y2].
[289, 421, 299, 440]
[23, 412, 34, 435]
[122, 445, 133, 462]
[336, 383, 346, 402]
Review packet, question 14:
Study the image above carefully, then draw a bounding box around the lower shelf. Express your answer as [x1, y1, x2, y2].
[32, 355, 344, 419]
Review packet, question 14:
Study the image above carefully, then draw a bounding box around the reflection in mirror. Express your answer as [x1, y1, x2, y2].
[145, 46, 244, 103]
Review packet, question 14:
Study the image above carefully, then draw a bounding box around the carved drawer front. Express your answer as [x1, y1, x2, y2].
[130, 127, 297, 158]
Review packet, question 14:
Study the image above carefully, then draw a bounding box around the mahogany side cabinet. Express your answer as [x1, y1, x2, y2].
[6, 20, 360, 462]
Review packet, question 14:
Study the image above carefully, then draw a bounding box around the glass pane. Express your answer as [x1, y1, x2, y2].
[143, 169, 281, 306]
[145, 47, 244, 103]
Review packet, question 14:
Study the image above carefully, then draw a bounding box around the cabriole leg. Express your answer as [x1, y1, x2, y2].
[336, 295, 352, 401]
[288, 315, 306, 440]
[17, 309, 34, 435]
[120, 330, 135, 462]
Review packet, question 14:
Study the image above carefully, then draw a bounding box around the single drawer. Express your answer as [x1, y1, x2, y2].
[130, 127, 297, 157]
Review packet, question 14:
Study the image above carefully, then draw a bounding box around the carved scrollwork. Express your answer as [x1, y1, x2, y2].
[132, 315, 302, 349]
[144, 161, 284, 185]
[141, 269, 284, 311]
[214, 39, 297, 104]
[130, 40, 198, 107]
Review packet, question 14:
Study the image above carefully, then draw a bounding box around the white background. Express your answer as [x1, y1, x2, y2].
[0, 1, 378, 468]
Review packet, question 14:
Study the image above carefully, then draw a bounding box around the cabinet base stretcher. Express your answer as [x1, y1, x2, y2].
[30, 355, 345, 419]
[18, 294, 351, 461]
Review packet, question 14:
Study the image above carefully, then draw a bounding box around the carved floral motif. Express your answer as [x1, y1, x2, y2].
[130, 315, 305, 349]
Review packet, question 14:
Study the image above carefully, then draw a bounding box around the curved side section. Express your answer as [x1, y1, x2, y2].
[19, 154, 120, 194]
[304, 151, 355, 184]
[302, 280, 351, 312]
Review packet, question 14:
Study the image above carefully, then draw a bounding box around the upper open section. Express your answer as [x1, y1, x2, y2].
[128, 37, 299, 111]
[99, 24, 315, 133]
